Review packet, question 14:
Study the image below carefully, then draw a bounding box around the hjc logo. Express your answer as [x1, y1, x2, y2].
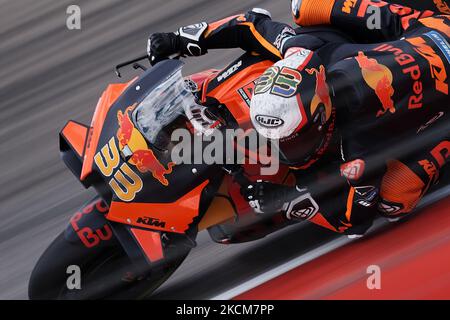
[255, 115, 285, 128]
[94, 137, 143, 202]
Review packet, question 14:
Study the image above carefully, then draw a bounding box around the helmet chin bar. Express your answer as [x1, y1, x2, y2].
[282, 108, 336, 169]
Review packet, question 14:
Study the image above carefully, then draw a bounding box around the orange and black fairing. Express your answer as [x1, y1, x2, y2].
[202, 53, 274, 129]
[60, 120, 91, 188]
[66, 60, 223, 235]
[80, 80, 137, 182]
[59, 78, 138, 195]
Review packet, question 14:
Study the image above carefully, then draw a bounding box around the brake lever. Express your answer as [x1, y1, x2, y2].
[115, 54, 148, 78]
[222, 165, 251, 186]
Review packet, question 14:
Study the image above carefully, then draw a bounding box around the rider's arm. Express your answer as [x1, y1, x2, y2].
[148, 8, 309, 63]
[179, 8, 297, 60]
[292, 0, 436, 41]
[148, 8, 330, 64]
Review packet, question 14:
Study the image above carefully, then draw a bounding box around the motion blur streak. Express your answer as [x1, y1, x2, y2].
[236, 196, 450, 300]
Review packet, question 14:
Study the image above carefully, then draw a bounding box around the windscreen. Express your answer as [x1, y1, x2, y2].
[132, 67, 195, 146]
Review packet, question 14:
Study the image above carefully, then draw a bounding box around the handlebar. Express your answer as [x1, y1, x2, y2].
[222, 165, 252, 186]
[115, 53, 182, 78]
[115, 54, 148, 78]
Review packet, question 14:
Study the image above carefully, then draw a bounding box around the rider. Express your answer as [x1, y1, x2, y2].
[147, 1, 450, 236]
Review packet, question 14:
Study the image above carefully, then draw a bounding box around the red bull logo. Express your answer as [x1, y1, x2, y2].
[117, 105, 135, 146]
[117, 105, 175, 186]
[306, 65, 332, 121]
[355, 51, 396, 117]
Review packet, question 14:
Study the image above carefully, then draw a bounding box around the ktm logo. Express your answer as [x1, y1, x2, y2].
[419, 159, 439, 183]
[407, 36, 448, 95]
[136, 216, 166, 228]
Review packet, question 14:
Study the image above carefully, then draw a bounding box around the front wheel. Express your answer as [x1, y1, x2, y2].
[29, 230, 190, 299]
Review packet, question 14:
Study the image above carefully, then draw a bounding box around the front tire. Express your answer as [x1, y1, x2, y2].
[29, 231, 189, 299]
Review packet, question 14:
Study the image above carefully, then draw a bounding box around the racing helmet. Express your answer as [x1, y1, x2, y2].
[250, 48, 335, 168]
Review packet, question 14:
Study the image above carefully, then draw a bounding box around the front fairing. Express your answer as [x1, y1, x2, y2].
[84, 60, 222, 234]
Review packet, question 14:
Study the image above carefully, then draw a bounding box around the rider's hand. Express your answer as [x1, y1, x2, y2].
[241, 181, 288, 214]
[147, 32, 180, 66]
[240, 181, 319, 220]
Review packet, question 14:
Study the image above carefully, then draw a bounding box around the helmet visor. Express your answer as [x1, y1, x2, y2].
[275, 116, 325, 166]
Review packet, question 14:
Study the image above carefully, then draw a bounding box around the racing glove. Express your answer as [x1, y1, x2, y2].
[147, 32, 180, 65]
[147, 23, 209, 65]
[240, 181, 319, 220]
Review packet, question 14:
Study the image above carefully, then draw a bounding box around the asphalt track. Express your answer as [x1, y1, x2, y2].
[0, 0, 448, 300]
[236, 196, 450, 299]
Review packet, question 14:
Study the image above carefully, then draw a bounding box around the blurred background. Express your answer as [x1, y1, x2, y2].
[1, 0, 335, 300]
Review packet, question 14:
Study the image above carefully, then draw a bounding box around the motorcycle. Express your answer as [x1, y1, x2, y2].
[28, 49, 450, 299]
[28, 53, 304, 299]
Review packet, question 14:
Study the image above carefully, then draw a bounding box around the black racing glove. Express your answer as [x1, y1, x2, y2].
[240, 181, 319, 220]
[147, 22, 209, 65]
[147, 32, 181, 66]
[241, 181, 288, 214]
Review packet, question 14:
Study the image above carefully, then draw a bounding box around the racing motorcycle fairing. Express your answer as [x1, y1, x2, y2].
[60, 120, 90, 188]
[59, 55, 302, 246]
[202, 53, 274, 128]
[63, 196, 180, 267]
[129, 228, 164, 263]
[80, 80, 137, 182]
[61, 121, 89, 159]
[111, 222, 166, 266]
[107, 180, 210, 234]
[68, 60, 222, 236]
[59, 56, 302, 270]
